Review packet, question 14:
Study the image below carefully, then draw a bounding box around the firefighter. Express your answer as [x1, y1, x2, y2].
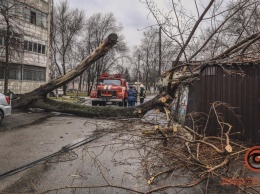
[127, 86, 137, 107]
[139, 84, 146, 104]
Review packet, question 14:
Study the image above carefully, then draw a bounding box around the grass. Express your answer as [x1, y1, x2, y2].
[48, 96, 78, 102]
[66, 92, 89, 97]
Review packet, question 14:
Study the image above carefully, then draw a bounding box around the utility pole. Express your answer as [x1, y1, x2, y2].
[158, 26, 162, 77]
[137, 54, 140, 93]
[146, 47, 149, 90]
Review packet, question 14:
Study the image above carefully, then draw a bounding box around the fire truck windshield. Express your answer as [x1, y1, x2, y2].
[100, 79, 121, 86]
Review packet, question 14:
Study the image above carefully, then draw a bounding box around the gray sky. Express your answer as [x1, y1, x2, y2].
[56, 0, 164, 50]
[55, 0, 206, 51]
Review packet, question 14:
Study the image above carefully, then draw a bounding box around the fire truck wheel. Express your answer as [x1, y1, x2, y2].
[99, 101, 106, 106]
[92, 101, 98, 106]
[118, 101, 123, 107]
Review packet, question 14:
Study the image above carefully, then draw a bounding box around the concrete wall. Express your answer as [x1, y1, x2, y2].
[23, 52, 47, 68]
[0, 80, 46, 94]
[23, 0, 49, 13]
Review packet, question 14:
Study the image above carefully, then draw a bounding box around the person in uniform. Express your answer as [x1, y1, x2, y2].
[139, 84, 146, 104]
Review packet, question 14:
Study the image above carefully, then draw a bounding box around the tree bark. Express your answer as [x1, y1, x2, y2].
[4, 19, 10, 94]
[27, 91, 174, 118]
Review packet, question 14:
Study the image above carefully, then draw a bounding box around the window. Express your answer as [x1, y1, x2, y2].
[22, 65, 46, 81]
[0, 30, 22, 49]
[0, 64, 45, 81]
[101, 80, 121, 86]
[0, 64, 21, 80]
[33, 42, 37, 52]
[42, 44, 45, 54]
[24, 40, 46, 55]
[23, 68, 33, 80]
[28, 41, 33, 51]
[37, 44, 42, 53]
[23, 5, 47, 28]
[10, 66, 21, 80]
[24, 40, 28, 50]
[30, 10, 36, 25]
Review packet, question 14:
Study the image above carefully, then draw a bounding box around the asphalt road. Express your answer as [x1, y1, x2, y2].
[0, 100, 258, 193]
[0, 107, 170, 194]
[0, 107, 201, 194]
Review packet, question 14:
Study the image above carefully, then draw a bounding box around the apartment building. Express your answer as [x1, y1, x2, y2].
[0, 0, 52, 94]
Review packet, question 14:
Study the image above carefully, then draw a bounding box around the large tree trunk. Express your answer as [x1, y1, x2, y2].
[12, 32, 176, 118]
[27, 91, 175, 118]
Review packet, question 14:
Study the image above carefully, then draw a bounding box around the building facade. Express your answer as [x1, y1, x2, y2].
[0, 0, 52, 94]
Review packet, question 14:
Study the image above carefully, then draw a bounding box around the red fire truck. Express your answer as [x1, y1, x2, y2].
[90, 73, 128, 106]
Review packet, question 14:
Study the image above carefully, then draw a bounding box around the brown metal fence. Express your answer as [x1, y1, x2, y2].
[185, 64, 260, 144]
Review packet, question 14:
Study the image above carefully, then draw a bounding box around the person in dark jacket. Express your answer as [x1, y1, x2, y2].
[127, 86, 137, 107]
[133, 86, 138, 105]
[139, 84, 146, 104]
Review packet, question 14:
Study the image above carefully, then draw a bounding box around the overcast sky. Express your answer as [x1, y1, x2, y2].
[55, 0, 207, 52]
[55, 0, 167, 51]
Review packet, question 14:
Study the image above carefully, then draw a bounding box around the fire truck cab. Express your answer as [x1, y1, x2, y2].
[90, 73, 128, 106]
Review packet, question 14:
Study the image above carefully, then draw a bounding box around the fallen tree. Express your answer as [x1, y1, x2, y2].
[11, 32, 176, 118]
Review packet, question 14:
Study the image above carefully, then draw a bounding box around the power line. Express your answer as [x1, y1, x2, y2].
[0, 132, 106, 180]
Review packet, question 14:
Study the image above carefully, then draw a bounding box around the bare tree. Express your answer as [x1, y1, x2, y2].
[81, 13, 128, 95]
[51, 0, 85, 94]
[143, 0, 260, 91]
[0, 0, 24, 94]
[132, 27, 177, 92]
